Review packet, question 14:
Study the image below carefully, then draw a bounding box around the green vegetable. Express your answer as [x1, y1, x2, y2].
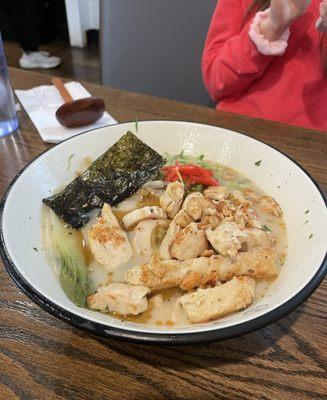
[255, 160, 262, 167]
[50, 211, 88, 307]
[164, 151, 212, 169]
[225, 180, 250, 191]
[309, 233, 313, 239]
[262, 225, 271, 232]
[305, 209, 310, 214]
[185, 183, 205, 196]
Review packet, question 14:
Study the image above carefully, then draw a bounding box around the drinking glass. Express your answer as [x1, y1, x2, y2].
[0, 32, 19, 137]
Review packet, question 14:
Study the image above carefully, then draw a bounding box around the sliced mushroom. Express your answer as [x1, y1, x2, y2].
[130, 219, 169, 263]
[122, 206, 167, 229]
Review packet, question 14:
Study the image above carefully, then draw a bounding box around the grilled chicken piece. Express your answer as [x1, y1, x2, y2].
[125, 256, 211, 291]
[130, 219, 169, 263]
[125, 249, 277, 292]
[243, 188, 258, 201]
[158, 210, 192, 260]
[228, 191, 250, 207]
[242, 228, 275, 251]
[122, 206, 167, 229]
[206, 222, 248, 259]
[182, 192, 204, 221]
[180, 276, 255, 323]
[203, 186, 227, 201]
[211, 249, 278, 281]
[180, 269, 218, 291]
[160, 181, 185, 219]
[180, 249, 277, 290]
[87, 283, 150, 315]
[170, 222, 208, 260]
[245, 207, 262, 229]
[174, 209, 193, 228]
[256, 195, 282, 217]
[88, 203, 133, 269]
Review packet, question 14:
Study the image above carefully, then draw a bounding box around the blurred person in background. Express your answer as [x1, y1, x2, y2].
[0, 0, 61, 69]
[202, 0, 327, 131]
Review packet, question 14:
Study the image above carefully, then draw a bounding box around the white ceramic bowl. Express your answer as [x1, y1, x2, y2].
[1, 121, 326, 344]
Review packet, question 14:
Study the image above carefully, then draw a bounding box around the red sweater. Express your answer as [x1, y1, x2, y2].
[202, 0, 327, 132]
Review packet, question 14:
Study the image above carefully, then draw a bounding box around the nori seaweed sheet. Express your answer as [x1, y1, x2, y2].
[43, 132, 165, 229]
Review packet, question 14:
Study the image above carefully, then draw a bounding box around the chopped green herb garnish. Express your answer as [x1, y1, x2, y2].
[309, 234, 313, 239]
[255, 160, 262, 167]
[199, 154, 205, 161]
[135, 118, 138, 132]
[305, 209, 310, 214]
[305, 220, 308, 224]
[179, 150, 185, 159]
[33, 247, 38, 252]
[263, 225, 271, 232]
[185, 183, 205, 196]
[277, 185, 280, 189]
[67, 154, 74, 170]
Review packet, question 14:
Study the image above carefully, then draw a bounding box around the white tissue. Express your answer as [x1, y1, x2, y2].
[15, 82, 117, 143]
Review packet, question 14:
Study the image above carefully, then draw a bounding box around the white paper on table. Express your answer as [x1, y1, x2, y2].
[15, 82, 117, 143]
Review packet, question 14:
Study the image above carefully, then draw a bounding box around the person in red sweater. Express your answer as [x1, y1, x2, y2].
[202, 0, 327, 131]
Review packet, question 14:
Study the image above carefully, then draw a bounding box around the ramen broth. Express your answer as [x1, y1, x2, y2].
[43, 156, 287, 327]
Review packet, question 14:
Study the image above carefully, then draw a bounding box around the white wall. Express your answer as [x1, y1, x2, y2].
[65, 0, 100, 47]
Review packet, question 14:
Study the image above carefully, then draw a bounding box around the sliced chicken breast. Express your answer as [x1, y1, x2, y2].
[87, 283, 150, 315]
[203, 186, 227, 201]
[180, 249, 277, 290]
[125, 256, 211, 291]
[179, 276, 255, 323]
[255, 195, 283, 217]
[160, 181, 185, 219]
[206, 222, 248, 259]
[212, 249, 278, 281]
[242, 228, 275, 251]
[158, 209, 192, 260]
[182, 192, 204, 221]
[125, 249, 277, 292]
[88, 203, 133, 269]
[170, 222, 208, 260]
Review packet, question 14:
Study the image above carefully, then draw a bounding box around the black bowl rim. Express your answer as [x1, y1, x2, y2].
[1, 120, 326, 345]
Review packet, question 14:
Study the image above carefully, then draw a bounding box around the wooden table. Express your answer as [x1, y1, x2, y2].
[0, 68, 326, 400]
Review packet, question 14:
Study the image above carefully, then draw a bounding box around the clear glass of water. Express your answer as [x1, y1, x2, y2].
[0, 32, 19, 138]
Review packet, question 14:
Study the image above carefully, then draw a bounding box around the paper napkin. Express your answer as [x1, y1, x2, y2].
[15, 82, 117, 143]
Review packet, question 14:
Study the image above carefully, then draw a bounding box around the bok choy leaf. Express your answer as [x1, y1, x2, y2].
[50, 211, 88, 306]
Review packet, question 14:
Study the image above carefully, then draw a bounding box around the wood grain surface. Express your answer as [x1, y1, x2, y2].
[0, 68, 326, 400]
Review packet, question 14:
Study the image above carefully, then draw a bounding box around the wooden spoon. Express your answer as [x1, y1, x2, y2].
[52, 77, 105, 128]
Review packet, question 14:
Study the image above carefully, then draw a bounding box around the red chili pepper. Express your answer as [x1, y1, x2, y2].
[162, 162, 219, 187]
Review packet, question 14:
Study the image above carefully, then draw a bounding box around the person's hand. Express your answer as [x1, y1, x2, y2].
[260, 0, 311, 40]
[316, 1, 327, 32]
